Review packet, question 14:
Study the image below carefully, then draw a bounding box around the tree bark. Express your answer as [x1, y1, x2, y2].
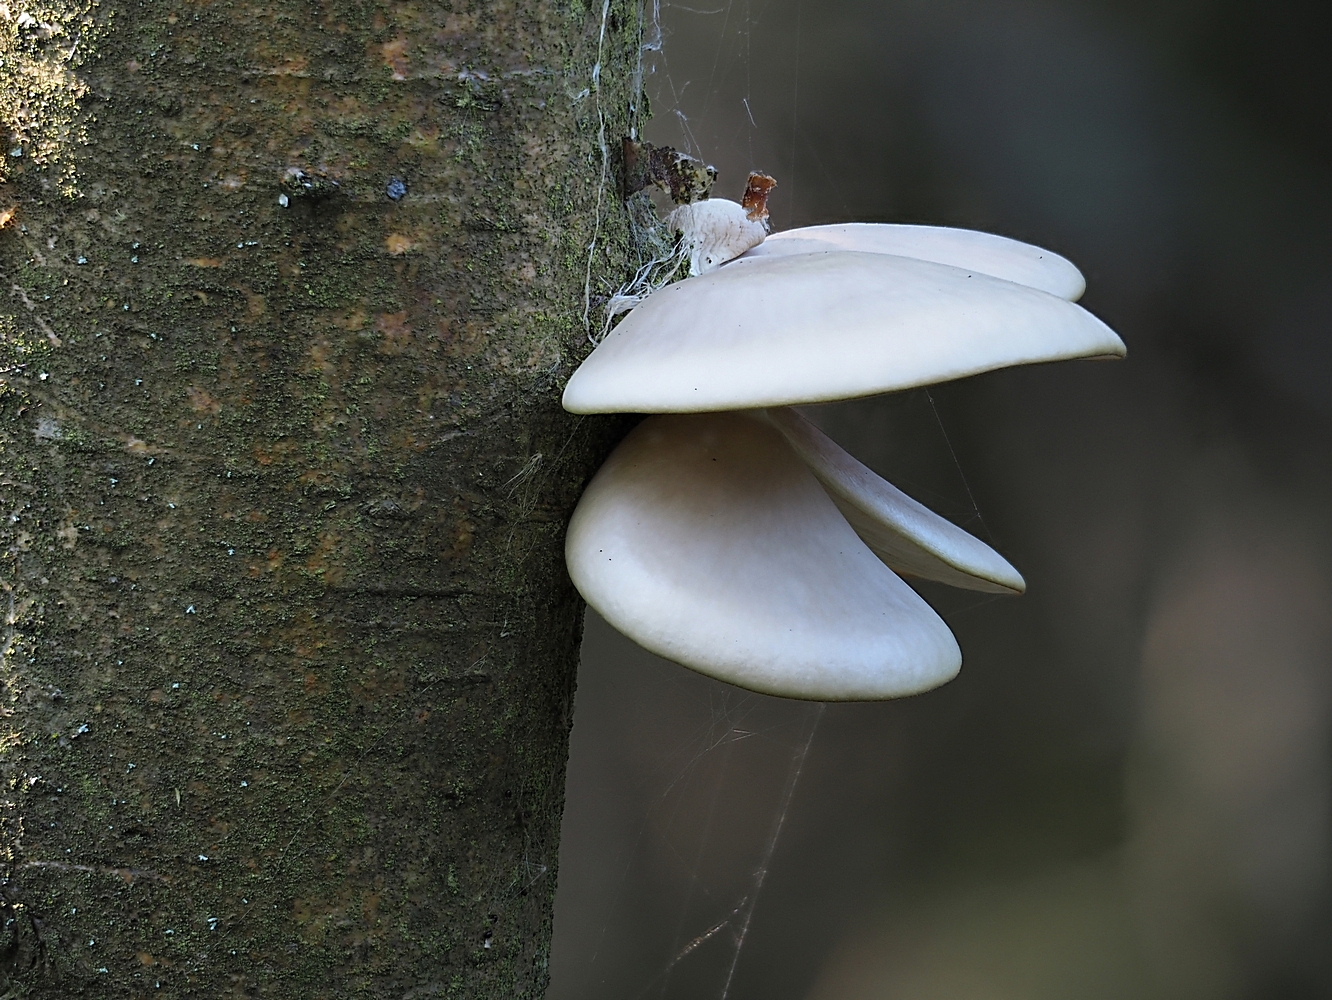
[0, 0, 638, 993]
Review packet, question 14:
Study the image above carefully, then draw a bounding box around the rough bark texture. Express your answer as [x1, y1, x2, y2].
[0, 0, 639, 994]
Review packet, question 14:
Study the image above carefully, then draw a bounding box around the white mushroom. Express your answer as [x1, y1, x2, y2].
[666, 198, 769, 276]
[738, 222, 1086, 301]
[563, 212, 1124, 701]
[563, 251, 1123, 414]
[766, 406, 1025, 595]
[565, 411, 961, 700]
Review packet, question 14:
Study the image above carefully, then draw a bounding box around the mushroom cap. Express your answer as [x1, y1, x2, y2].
[565, 411, 962, 700]
[563, 251, 1125, 415]
[767, 406, 1025, 594]
[739, 223, 1086, 300]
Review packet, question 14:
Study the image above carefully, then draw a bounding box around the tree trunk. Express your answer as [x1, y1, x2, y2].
[0, 0, 638, 993]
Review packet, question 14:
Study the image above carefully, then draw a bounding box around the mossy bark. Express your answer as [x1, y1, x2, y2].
[0, 0, 640, 994]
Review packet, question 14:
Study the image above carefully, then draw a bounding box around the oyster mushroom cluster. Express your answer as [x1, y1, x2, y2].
[563, 198, 1124, 701]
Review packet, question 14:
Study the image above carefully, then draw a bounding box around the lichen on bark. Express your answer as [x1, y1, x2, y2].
[0, 0, 105, 197]
[0, 0, 642, 994]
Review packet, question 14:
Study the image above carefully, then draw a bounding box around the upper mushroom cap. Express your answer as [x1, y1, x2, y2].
[738, 223, 1086, 301]
[563, 251, 1125, 415]
[565, 411, 962, 700]
[766, 406, 1025, 594]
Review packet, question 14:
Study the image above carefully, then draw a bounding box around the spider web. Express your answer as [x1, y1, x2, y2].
[554, 2, 1332, 999]
[548, 4, 996, 998]
[550, 611, 828, 1000]
[635, 0, 862, 228]
[569, 9, 828, 996]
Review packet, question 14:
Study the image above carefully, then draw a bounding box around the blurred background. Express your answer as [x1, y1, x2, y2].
[547, 1, 1332, 998]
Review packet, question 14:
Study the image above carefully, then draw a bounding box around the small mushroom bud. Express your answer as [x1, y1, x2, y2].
[666, 198, 770, 276]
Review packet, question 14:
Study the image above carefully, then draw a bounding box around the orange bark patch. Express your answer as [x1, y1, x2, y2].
[185, 258, 222, 268]
[385, 233, 416, 255]
[376, 311, 412, 353]
[741, 171, 778, 222]
[389, 426, 429, 452]
[381, 37, 410, 79]
[253, 440, 295, 466]
[299, 468, 345, 488]
[236, 286, 267, 319]
[406, 126, 441, 153]
[187, 386, 222, 414]
[249, 548, 284, 578]
[446, 507, 474, 561]
[361, 891, 382, 922]
[290, 618, 330, 660]
[304, 532, 345, 585]
[335, 308, 369, 331]
[446, 319, 486, 357]
[305, 339, 333, 374]
[265, 55, 309, 76]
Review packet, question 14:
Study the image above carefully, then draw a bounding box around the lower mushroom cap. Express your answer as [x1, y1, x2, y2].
[565, 412, 962, 700]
